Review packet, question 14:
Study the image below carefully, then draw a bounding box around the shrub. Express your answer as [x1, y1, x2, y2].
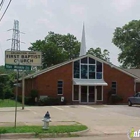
[38, 96, 67, 106]
[108, 94, 123, 104]
[30, 89, 39, 99]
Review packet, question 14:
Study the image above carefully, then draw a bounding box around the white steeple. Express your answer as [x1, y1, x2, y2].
[80, 24, 86, 56]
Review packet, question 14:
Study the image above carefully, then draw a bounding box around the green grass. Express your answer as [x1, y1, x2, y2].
[0, 99, 22, 107]
[0, 125, 87, 134]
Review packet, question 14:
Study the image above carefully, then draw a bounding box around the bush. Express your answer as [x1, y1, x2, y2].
[108, 94, 123, 104]
[30, 89, 39, 99]
[38, 96, 67, 106]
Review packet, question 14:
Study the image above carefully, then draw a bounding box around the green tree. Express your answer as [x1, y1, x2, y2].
[87, 47, 110, 61]
[29, 32, 80, 68]
[112, 20, 140, 68]
[0, 66, 16, 99]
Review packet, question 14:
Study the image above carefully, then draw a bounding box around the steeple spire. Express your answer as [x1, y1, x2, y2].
[80, 24, 86, 56]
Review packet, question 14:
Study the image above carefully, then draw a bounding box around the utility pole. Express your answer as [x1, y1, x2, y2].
[7, 20, 25, 129]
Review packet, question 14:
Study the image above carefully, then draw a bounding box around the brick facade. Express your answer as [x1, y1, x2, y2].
[22, 63, 73, 103]
[103, 64, 135, 103]
[19, 57, 136, 104]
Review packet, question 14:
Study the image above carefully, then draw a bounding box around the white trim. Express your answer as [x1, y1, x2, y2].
[72, 61, 74, 101]
[79, 85, 81, 102]
[23, 54, 138, 80]
[87, 86, 89, 102]
[95, 86, 97, 103]
[102, 86, 104, 101]
[72, 84, 74, 101]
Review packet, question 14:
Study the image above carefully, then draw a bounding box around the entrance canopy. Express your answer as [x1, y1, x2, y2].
[73, 78, 108, 86]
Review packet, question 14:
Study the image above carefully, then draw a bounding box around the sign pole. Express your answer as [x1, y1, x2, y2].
[22, 72, 25, 110]
[14, 67, 19, 128]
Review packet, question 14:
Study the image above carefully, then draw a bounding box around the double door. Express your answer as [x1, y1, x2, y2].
[81, 86, 95, 103]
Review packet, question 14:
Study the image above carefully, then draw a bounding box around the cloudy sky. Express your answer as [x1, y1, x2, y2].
[0, 0, 139, 66]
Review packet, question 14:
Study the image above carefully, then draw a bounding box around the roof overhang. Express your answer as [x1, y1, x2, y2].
[73, 78, 108, 86]
[136, 78, 140, 83]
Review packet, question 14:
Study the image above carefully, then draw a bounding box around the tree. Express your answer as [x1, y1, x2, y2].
[0, 66, 16, 99]
[112, 20, 140, 68]
[29, 32, 80, 68]
[87, 47, 110, 61]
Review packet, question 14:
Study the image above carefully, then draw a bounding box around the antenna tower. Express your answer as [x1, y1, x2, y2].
[11, 20, 20, 51]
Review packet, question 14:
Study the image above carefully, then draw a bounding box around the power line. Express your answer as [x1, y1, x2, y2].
[0, 0, 4, 7]
[0, 0, 12, 22]
[0, 0, 5, 11]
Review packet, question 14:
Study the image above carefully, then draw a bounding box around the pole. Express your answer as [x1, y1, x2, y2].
[14, 68, 19, 128]
[22, 72, 25, 110]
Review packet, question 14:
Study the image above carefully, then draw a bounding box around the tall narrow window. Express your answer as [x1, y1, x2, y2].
[81, 64, 88, 79]
[96, 61, 102, 79]
[57, 81, 63, 95]
[111, 82, 117, 94]
[89, 65, 95, 79]
[74, 60, 80, 78]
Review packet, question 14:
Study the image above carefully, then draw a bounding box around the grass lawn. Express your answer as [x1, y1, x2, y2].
[0, 99, 22, 107]
[0, 125, 87, 134]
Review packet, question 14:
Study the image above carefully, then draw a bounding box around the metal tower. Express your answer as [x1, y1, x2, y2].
[11, 20, 20, 51]
[7, 20, 20, 51]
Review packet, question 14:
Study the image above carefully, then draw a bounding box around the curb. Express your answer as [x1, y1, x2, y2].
[0, 128, 90, 139]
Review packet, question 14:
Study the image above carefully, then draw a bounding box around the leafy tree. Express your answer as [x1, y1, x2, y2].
[112, 20, 140, 68]
[29, 32, 80, 68]
[87, 47, 110, 61]
[0, 66, 16, 99]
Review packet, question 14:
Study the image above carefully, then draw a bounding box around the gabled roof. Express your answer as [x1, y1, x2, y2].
[23, 54, 138, 80]
[125, 69, 140, 78]
[125, 69, 140, 82]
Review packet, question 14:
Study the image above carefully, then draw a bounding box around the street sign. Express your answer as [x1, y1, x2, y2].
[5, 51, 42, 66]
[5, 64, 31, 70]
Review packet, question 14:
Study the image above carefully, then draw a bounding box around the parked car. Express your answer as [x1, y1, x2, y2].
[128, 92, 140, 106]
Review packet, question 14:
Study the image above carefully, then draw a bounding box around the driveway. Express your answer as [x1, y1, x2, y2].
[0, 105, 140, 136]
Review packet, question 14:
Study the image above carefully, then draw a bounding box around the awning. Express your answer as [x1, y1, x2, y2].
[73, 78, 108, 86]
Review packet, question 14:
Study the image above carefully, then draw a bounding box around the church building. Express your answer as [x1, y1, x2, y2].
[20, 26, 139, 104]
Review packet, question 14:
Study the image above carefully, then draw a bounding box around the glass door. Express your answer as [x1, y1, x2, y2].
[89, 86, 95, 102]
[81, 86, 87, 102]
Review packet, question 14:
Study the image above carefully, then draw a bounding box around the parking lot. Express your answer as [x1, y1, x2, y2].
[0, 105, 140, 135]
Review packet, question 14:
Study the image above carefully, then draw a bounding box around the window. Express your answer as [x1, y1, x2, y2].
[89, 65, 95, 79]
[74, 60, 80, 78]
[97, 86, 102, 101]
[81, 65, 88, 79]
[89, 57, 95, 64]
[81, 57, 87, 63]
[96, 61, 102, 79]
[111, 82, 117, 94]
[73, 85, 79, 100]
[73, 57, 103, 79]
[57, 81, 63, 95]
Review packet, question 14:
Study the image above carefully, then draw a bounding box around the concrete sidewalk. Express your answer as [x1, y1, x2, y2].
[0, 105, 140, 137]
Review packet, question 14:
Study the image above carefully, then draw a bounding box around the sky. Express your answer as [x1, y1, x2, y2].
[0, 0, 140, 66]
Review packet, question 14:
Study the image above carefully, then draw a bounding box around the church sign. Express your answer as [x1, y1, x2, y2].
[5, 51, 42, 70]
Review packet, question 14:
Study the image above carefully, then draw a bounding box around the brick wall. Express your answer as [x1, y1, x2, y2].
[33, 63, 73, 103]
[103, 64, 135, 103]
